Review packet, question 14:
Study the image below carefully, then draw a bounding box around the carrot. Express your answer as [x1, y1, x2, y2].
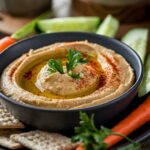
[104, 95, 150, 147]
[0, 36, 16, 53]
[76, 145, 84, 150]
[76, 95, 150, 150]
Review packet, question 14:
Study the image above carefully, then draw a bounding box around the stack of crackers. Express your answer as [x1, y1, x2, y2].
[0, 103, 78, 150]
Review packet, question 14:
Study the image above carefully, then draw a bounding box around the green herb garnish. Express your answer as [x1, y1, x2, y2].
[69, 72, 80, 79]
[71, 112, 141, 150]
[66, 49, 87, 72]
[47, 49, 87, 79]
[48, 59, 64, 74]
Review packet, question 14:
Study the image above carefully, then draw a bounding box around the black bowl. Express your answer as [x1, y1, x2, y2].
[0, 32, 143, 131]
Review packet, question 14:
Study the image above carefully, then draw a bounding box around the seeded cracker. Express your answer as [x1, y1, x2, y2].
[0, 130, 23, 149]
[11, 130, 79, 150]
[0, 103, 24, 129]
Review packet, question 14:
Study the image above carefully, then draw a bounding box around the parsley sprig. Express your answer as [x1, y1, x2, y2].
[47, 49, 87, 79]
[71, 112, 141, 150]
[66, 49, 87, 72]
[48, 59, 64, 74]
[68, 72, 80, 79]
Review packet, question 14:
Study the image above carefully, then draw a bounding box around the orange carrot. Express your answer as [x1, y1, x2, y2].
[0, 36, 16, 53]
[76, 145, 84, 150]
[104, 95, 150, 147]
[76, 95, 150, 150]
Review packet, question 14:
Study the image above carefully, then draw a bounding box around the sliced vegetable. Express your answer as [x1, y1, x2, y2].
[0, 36, 16, 53]
[37, 17, 100, 33]
[76, 139, 140, 150]
[138, 54, 150, 97]
[0, 11, 51, 53]
[121, 28, 148, 63]
[11, 10, 51, 40]
[76, 146, 84, 150]
[104, 95, 150, 147]
[96, 14, 119, 37]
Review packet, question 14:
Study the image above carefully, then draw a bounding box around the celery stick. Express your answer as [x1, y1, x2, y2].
[96, 14, 119, 37]
[11, 11, 52, 40]
[37, 17, 100, 32]
[138, 54, 150, 97]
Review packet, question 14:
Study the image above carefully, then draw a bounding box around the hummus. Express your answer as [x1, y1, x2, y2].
[0, 41, 134, 109]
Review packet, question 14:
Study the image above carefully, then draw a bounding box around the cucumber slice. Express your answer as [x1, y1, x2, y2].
[138, 54, 150, 97]
[37, 17, 100, 32]
[11, 11, 52, 40]
[122, 28, 149, 63]
[96, 14, 119, 37]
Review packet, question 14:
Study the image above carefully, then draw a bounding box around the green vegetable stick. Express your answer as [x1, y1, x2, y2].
[37, 17, 100, 33]
[138, 54, 150, 97]
[122, 28, 149, 63]
[11, 10, 52, 40]
[122, 28, 149, 97]
[96, 14, 119, 37]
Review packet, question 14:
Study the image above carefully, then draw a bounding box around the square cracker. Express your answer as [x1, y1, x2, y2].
[11, 130, 79, 150]
[0, 130, 23, 149]
[0, 103, 24, 129]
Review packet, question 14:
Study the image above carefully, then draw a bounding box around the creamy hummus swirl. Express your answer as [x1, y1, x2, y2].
[0, 41, 134, 109]
[35, 63, 100, 97]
